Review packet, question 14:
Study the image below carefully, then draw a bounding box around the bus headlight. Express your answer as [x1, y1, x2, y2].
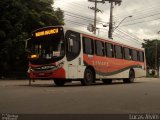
[31, 54, 39, 59]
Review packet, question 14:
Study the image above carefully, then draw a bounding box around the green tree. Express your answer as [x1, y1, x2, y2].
[142, 39, 160, 69]
[0, 0, 64, 78]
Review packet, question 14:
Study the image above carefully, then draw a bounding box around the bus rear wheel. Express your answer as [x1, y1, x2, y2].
[81, 68, 95, 86]
[54, 79, 66, 86]
[123, 70, 135, 83]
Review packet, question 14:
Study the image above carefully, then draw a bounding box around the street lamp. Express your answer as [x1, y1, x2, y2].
[88, 0, 105, 34]
[113, 15, 132, 31]
[108, 15, 132, 39]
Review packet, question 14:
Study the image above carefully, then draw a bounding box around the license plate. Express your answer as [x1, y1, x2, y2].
[39, 73, 45, 76]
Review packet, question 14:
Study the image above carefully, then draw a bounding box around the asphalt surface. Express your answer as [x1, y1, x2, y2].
[0, 78, 160, 114]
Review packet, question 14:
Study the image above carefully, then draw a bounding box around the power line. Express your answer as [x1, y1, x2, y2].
[120, 12, 160, 24]
[54, 0, 160, 41]
[55, 2, 160, 27]
[65, 13, 92, 22]
[54, 8, 108, 24]
[116, 29, 142, 43]
[55, 0, 160, 23]
[65, 19, 88, 26]
[114, 31, 141, 44]
[99, 28, 141, 45]
[114, 3, 160, 18]
[55, 7, 160, 28]
[56, 8, 149, 41]
[121, 17, 160, 27]
[113, 32, 142, 47]
[54, 2, 94, 17]
[118, 28, 143, 42]
[64, 19, 141, 45]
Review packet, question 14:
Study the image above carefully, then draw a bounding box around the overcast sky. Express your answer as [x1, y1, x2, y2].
[54, 0, 160, 47]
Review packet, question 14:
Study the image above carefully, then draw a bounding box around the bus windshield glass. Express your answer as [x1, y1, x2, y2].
[29, 27, 65, 63]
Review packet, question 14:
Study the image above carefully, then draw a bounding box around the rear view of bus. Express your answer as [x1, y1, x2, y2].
[27, 26, 67, 86]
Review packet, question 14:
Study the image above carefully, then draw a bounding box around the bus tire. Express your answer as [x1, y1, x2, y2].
[123, 70, 135, 83]
[102, 79, 112, 84]
[54, 79, 65, 86]
[81, 68, 95, 86]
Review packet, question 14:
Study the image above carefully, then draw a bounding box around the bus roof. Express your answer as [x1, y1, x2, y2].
[63, 26, 144, 51]
[31, 25, 144, 51]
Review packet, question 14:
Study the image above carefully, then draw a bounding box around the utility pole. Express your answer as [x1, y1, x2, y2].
[108, 1, 113, 39]
[155, 40, 159, 77]
[104, 0, 122, 39]
[158, 31, 160, 77]
[94, 1, 97, 34]
[88, 0, 122, 35]
[88, 0, 104, 34]
[155, 40, 157, 75]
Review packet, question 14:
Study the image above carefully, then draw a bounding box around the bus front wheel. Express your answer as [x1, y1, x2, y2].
[81, 68, 95, 86]
[54, 79, 65, 86]
[123, 70, 135, 83]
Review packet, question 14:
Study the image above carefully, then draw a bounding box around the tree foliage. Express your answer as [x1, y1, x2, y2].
[0, 0, 64, 78]
[142, 39, 160, 69]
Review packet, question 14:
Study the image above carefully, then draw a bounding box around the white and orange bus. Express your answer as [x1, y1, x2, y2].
[26, 26, 146, 86]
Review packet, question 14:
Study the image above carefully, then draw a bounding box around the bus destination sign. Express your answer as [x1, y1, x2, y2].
[34, 28, 59, 37]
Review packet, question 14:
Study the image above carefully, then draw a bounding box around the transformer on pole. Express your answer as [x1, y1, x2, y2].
[88, 0, 104, 34]
[88, 0, 122, 37]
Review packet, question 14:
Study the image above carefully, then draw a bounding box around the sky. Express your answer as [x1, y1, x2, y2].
[54, 0, 160, 48]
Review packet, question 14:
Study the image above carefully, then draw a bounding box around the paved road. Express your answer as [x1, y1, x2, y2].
[0, 78, 160, 114]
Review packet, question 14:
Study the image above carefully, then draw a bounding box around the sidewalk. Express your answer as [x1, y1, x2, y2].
[0, 79, 54, 87]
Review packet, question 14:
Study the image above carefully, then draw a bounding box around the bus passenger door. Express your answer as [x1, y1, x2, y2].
[68, 60, 78, 79]
[65, 30, 81, 79]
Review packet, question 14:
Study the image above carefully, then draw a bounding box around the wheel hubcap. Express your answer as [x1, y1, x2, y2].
[87, 73, 91, 80]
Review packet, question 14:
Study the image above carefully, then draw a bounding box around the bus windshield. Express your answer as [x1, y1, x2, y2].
[29, 27, 65, 63]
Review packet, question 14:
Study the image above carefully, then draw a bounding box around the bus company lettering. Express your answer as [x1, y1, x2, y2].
[92, 61, 107, 66]
[35, 28, 59, 37]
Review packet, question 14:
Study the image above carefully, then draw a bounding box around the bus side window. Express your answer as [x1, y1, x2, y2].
[139, 51, 144, 62]
[95, 40, 105, 56]
[83, 37, 94, 55]
[124, 47, 131, 60]
[105, 43, 114, 58]
[137, 51, 140, 61]
[115, 45, 123, 59]
[129, 49, 132, 60]
[132, 49, 138, 61]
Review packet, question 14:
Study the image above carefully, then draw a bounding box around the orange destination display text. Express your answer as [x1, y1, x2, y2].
[35, 28, 59, 37]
